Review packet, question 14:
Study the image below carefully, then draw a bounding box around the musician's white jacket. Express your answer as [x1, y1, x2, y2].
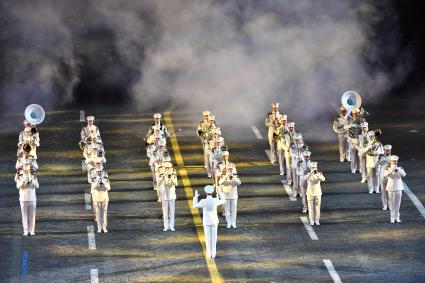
[306, 172, 325, 196]
[384, 166, 406, 192]
[16, 173, 39, 201]
[16, 156, 38, 172]
[81, 125, 101, 141]
[91, 175, 111, 202]
[218, 173, 241, 200]
[158, 173, 178, 201]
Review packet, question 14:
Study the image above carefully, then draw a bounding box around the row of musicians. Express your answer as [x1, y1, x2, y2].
[80, 116, 111, 233]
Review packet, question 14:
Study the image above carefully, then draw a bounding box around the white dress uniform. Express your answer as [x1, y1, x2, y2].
[16, 155, 39, 172]
[274, 115, 288, 175]
[357, 124, 369, 182]
[297, 152, 311, 213]
[362, 133, 384, 193]
[384, 156, 406, 223]
[290, 135, 308, 197]
[16, 171, 39, 235]
[210, 141, 225, 178]
[377, 145, 392, 209]
[91, 173, 111, 233]
[193, 186, 226, 259]
[146, 113, 170, 138]
[306, 162, 325, 225]
[332, 108, 350, 162]
[345, 111, 365, 173]
[283, 124, 296, 184]
[218, 172, 241, 228]
[158, 164, 178, 231]
[81, 116, 101, 143]
[265, 105, 280, 163]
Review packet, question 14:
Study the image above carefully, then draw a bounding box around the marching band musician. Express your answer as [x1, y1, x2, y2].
[274, 114, 288, 176]
[197, 111, 218, 170]
[193, 185, 226, 259]
[81, 116, 101, 144]
[283, 122, 297, 185]
[206, 129, 221, 178]
[218, 164, 241, 228]
[210, 137, 225, 179]
[16, 149, 39, 173]
[146, 113, 170, 139]
[157, 162, 178, 231]
[149, 139, 167, 193]
[91, 168, 111, 233]
[265, 103, 280, 164]
[290, 133, 308, 198]
[360, 130, 384, 194]
[216, 151, 237, 179]
[377, 145, 392, 210]
[345, 108, 366, 174]
[18, 120, 31, 145]
[332, 106, 350, 162]
[384, 155, 406, 223]
[18, 127, 40, 159]
[16, 164, 39, 236]
[154, 151, 171, 202]
[357, 122, 369, 183]
[306, 162, 325, 226]
[298, 150, 311, 213]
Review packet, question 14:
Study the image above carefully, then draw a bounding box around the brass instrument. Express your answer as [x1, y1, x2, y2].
[23, 143, 32, 153]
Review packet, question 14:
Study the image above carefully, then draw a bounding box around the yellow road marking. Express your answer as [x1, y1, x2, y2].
[164, 112, 223, 283]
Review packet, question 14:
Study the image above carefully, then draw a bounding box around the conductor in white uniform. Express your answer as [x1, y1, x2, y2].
[193, 185, 226, 259]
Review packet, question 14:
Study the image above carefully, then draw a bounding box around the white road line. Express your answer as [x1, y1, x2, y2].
[403, 181, 425, 220]
[281, 181, 297, 201]
[87, 226, 96, 250]
[251, 126, 263, 139]
[323, 259, 342, 283]
[300, 216, 319, 240]
[82, 160, 87, 172]
[90, 269, 99, 283]
[85, 192, 92, 210]
[80, 110, 86, 122]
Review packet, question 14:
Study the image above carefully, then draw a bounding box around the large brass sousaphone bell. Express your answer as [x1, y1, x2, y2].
[341, 90, 362, 116]
[25, 104, 45, 125]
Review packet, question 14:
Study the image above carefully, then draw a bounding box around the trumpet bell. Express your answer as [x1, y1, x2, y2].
[341, 91, 362, 111]
[25, 104, 45, 125]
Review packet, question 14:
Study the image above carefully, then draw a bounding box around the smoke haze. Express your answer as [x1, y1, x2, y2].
[0, 0, 414, 130]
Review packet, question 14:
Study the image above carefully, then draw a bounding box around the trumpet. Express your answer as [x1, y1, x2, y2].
[23, 143, 32, 153]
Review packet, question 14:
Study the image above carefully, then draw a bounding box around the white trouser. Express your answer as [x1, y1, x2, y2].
[268, 129, 278, 162]
[278, 150, 286, 174]
[94, 201, 108, 231]
[224, 199, 237, 226]
[291, 168, 299, 195]
[162, 200, 175, 229]
[366, 167, 379, 193]
[20, 201, 36, 234]
[203, 142, 209, 169]
[204, 224, 218, 258]
[150, 164, 156, 189]
[285, 152, 292, 182]
[300, 180, 307, 210]
[338, 134, 349, 161]
[307, 195, 321, 223]
[388, 191, 402, 220]
[380, 179, 389, 208]
[359, 154, 367, 179]
[349, 143, 358, 172]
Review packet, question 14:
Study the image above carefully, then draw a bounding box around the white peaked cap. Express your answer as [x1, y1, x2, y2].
[210, 115, 216, 121]
[222, 151, 229, 156]
[153, 113, 162, 119]
[217, 137, 224, 143]
[309, 161, 318, 168]
[280, 114, 288, 120]
[384, 144, 392, 150]
[204, 185, 215, 194]
[389, 155, 399, 161]
[287, 122, 295, 127]
[360, 122, 368, 128]
[86, 116, 95, 121]
[294, 133, 302, 140]
[303, 150, 311, 156]
[271, 102, 280, 107]
[202, 111, 211, 116]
